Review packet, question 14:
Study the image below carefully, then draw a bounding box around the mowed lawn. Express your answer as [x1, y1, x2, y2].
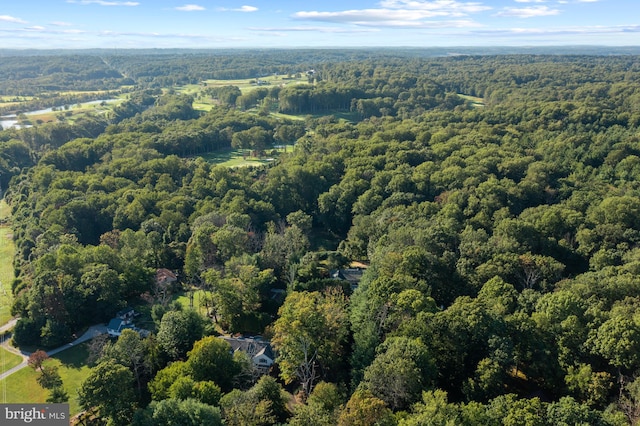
[180, 74, 307, 111]
[0, 200, 14, 325]
[0, 346, 23, 374]
[1, 343, 92, 416]
[201, 74, 307, 94]
[201, 148, 279, 168]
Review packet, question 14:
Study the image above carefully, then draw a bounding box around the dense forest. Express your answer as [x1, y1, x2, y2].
[3, 49, 640, 425]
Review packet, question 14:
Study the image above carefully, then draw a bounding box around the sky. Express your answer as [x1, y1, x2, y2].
[0, 0, 638, 49]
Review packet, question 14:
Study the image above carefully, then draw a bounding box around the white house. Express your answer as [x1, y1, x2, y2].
[222, 336, 275, 374]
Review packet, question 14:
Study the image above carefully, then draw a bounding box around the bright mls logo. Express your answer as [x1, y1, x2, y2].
[1, 404, 68, 425]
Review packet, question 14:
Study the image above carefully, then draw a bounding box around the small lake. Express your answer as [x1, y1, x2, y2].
[0, 115, 19, 130]
[0, 99, 119, 130]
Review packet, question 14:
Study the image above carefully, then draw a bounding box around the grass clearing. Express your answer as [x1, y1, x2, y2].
[202, 74, 307, 94]
[1, 343, 91, 415]
[0, 200, 14, 325]
[269, 112, 307, 121]
[0, 96, 35, 102]
[458, 93, 485, 108]
[199, 144, 294, 168]
[175, 290, 210, 316]
[0, 347, 23, 374]
[23, 99, 122, 126]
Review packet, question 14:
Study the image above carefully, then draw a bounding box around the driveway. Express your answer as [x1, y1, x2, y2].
[0, 323, 107, 381]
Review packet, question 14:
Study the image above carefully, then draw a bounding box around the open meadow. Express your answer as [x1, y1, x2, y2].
[202, 74, 307, 94]
[200, 145, 293, 167]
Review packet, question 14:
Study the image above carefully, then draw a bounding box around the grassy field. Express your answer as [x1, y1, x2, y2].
[201, 149, 276, 168]
[175, 289, 210, 315]
[24, 99, 123, 126]
[202, 74, 307, 94]
[1, 343, 91, 415]
[0, 96, 35, 102]
[0, 200, 14, 325]
[458, 93, 485, 108]
[200, 145, 293, 168]
[0, 346, 23, 374]
[179, 74, 308, 112]
[0, 96, 36, 109]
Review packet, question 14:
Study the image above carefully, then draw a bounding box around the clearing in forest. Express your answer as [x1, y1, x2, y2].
[201, 145, 293, 168]
[458, 93, 485, 108]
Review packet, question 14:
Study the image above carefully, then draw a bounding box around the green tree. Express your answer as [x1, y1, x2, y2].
[133, 398, 223, 426]
[185, 335, 238, 391]
[79, 360, 137, 426]
[272, 288, 349, 396]
[37, 364, 63, 389]
[360, 337, 435, 411]
[156, 309, 206, 360]
[47, 386, 69, 403]
[337, 389, 396, 426]
[290, 381, 344, 426]
[102, 328, 151, 396]
[398, 389, 460, 426]
[219, 389, 277, 426]
[590, 314, 640, 372]
[148, 361, 189, 401]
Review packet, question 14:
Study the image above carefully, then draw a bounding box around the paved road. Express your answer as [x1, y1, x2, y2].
[0, 323, 107, 381]
[0, 318, 17, 334]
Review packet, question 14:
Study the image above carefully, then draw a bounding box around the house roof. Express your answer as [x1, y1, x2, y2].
[222, 337, 275, 361]
[156, 268, 177, 285]
[331, 268, 364, 284]
[108, 318, 134, 333]
[107, 318, 123, 331]
[116, 307, 134, 318]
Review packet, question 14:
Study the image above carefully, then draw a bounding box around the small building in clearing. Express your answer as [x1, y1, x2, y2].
[222, 336, 275, 375]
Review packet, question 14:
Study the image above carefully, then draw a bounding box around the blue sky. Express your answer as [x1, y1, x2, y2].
[0, 0, 637, 49]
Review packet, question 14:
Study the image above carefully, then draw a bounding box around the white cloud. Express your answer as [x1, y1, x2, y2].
[0, 15, 27, 24]
[293, 1, 491, 28]
[514, 0, 547, 2]
[495, 6, 560, 18]
[249, 26, 379, 33]
[175, 4, 206, 12]
[378, 0, 491, 14]
[576, 0, 599, 2]
[471, 24, 640, 37]
[51, 21, 73, 26]
[218, 5, 258, 12]
[295, 10, 444, 23]
[66, 0, 140, 6]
